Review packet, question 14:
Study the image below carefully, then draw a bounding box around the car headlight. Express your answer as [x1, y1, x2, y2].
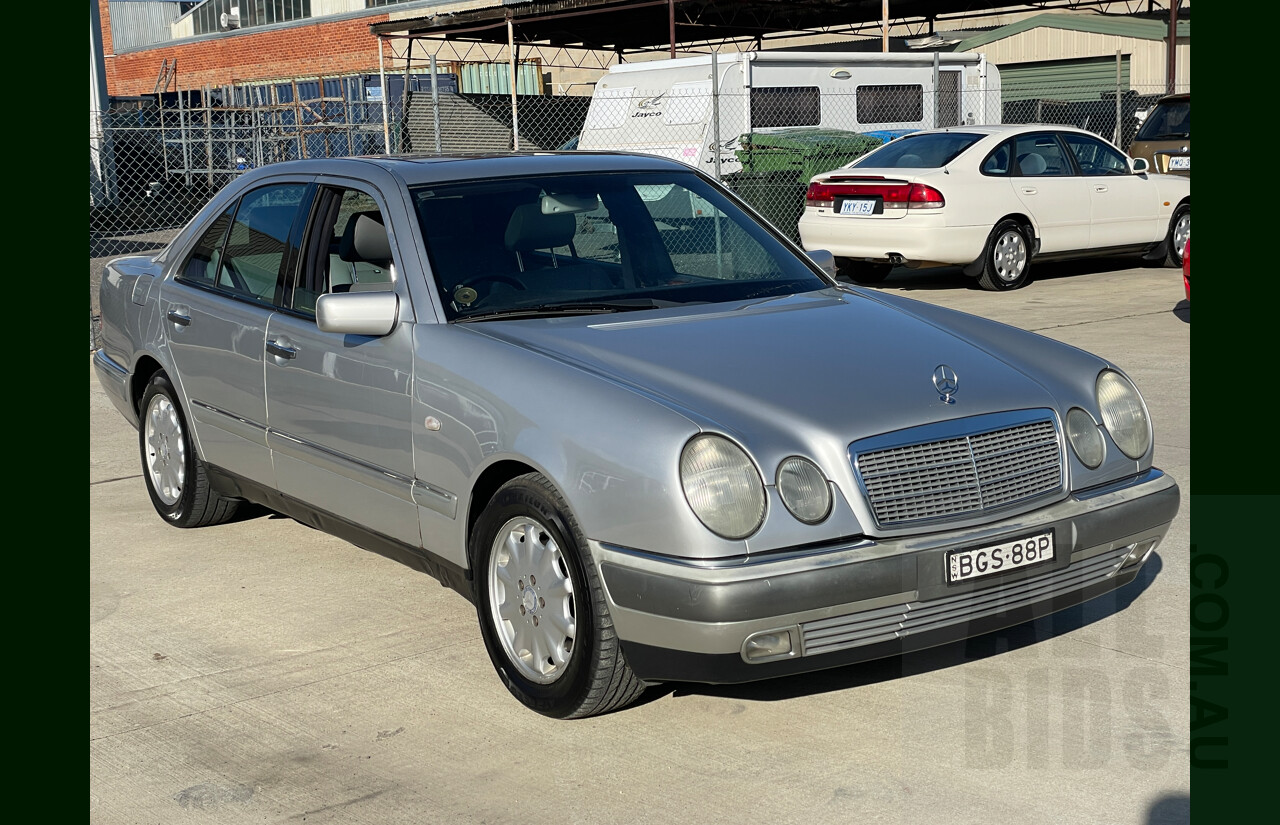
[777, 456, 832, 524]
[1065, 408, 1105, 469]
[680, 435, 766, 539]
[1096, 370, 1151, 459]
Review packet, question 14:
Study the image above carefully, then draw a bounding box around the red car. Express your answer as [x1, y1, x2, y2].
[1183, 239, 1190, 300]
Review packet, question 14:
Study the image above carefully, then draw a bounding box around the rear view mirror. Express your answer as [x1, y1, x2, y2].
[316, 290, 399, 336]
[1132, 157, 1150, 174]
[541, 193, 600, 214]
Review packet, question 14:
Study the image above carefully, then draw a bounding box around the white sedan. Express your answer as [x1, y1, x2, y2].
[797, 124, 1191, 290]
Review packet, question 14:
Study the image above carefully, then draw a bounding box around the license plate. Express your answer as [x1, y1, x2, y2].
[840, 198, 876, 215]
[946, 531, 1054, 584]
[1169, 156, 1190, 170]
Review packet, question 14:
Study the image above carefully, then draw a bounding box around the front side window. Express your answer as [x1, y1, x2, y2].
[1061, 133, 1131, 176]
[290, 187, 395, 316]
[413, 172, 827, 321]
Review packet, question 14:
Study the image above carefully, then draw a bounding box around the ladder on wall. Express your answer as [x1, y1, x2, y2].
[154, 59, 177, 95]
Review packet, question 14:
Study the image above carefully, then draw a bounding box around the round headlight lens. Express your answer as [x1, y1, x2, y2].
[1096, 370, 1151, 459]
[1065, 407, 1105, 469]
[680, 435, 766, 540]
[777, 456, 832, 524]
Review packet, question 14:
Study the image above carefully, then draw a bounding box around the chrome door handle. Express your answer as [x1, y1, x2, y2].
[166, 309, 191, 326]
[266, 340, 298, 360]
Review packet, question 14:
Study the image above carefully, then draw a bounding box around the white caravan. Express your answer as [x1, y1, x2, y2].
[578, 51, 1002, 176]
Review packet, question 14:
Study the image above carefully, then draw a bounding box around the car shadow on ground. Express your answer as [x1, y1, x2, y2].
[848, 255, 1170, 292]
[645, 552, 1164, 709]
[1173, 300, 1189, 323]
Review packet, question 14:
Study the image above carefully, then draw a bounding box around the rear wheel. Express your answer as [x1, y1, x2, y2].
[835, 258, 893, 284]
[139, 372, 241, 528]
[472, 473, 646, 718]
[976, 220, 1031, 291]
[1166, 204, 1190, 268]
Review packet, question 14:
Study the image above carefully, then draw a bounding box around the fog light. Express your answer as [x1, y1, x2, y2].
[742, 628, 796, 662]
[1121, 538, 1159, 569]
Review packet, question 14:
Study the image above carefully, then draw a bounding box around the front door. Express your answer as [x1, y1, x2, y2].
[263, 184, 421, 547]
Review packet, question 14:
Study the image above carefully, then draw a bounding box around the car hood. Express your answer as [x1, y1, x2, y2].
[467, 290, 1064, 445]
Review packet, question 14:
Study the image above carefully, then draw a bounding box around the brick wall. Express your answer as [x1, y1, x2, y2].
[100, 0, 392, 96]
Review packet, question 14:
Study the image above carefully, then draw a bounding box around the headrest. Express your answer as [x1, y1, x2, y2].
[339, 211, 392, 265]
[504, 203, 576, 253]
[1018, 152, 1047, 176]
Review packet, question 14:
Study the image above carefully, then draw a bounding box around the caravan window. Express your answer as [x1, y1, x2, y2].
[751, 87, 821, 128]
[856, 84, 924, 124]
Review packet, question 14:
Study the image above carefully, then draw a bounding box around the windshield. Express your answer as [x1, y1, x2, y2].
[412, 171, 829, 321]
[1135, 99, 1190, 140]
[847, 131, 984, 169]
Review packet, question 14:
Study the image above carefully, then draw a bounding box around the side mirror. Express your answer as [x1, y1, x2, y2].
[806, 248, 838, 279]
[1132, 157, 1150, 174]
[316, 290, 399, 336]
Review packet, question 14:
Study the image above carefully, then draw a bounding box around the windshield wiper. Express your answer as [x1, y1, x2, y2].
[457, 299, 676, 322]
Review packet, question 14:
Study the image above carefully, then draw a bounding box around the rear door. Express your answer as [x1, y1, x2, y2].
[1008, 131, 1091, 253]
[162, 179, 312, 486]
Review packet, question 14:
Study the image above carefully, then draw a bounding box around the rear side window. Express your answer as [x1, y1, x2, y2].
[981, 140, 1013, 176]
[178, 183, 307, 303]
[1013, 134, 1071, 177]
[751, 87, 821, 128]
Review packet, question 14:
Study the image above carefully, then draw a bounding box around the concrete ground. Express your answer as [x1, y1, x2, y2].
[90, 257, 1190, 825]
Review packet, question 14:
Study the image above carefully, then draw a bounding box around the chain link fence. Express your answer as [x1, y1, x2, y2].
[90, 77, 1187, 347]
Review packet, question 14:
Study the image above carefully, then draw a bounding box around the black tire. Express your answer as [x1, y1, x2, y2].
[139, 372, 241, 528]
[472, 473, 646, 718]
[976, 220, 1032, 291]
[835, 258, 893, 284]
[1166, 204, 1190, 268]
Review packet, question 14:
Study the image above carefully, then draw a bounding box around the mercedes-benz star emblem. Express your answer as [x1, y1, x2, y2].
[933, 364, 959, 404]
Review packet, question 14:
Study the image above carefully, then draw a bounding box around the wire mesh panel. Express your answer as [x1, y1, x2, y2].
[90, 75, 1186, 347]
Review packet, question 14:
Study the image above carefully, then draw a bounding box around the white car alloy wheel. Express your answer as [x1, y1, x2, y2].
[486, 515, 577, 684]
[978, 219, 1032, 291]
[144, 393, 186, 507]
[992, 229, 1028, 283]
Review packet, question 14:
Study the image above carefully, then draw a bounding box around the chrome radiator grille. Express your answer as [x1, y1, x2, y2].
[854, 417, 1062, 527]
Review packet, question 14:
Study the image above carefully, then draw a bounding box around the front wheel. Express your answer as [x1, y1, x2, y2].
[139, 372, 241, 528]
[1166, 204, 1190, 268]
[472, 473, 646, 718]
[976, 220, 1031, 291]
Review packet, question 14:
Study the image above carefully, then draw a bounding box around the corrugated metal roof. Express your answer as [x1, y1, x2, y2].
[954, 13, 1191, 51]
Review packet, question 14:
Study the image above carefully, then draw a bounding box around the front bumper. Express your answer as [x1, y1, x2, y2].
[593, 469, 1179, 684]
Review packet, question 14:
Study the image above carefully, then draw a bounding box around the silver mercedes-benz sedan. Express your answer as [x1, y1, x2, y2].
[94, 151, 1179, 718]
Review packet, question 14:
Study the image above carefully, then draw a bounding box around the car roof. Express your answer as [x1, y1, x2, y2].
[238, 151, 696, 188]
[899, 124, 1101, 139]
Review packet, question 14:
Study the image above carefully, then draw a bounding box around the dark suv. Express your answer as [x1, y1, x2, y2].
[1128, 93, 1190, 176]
